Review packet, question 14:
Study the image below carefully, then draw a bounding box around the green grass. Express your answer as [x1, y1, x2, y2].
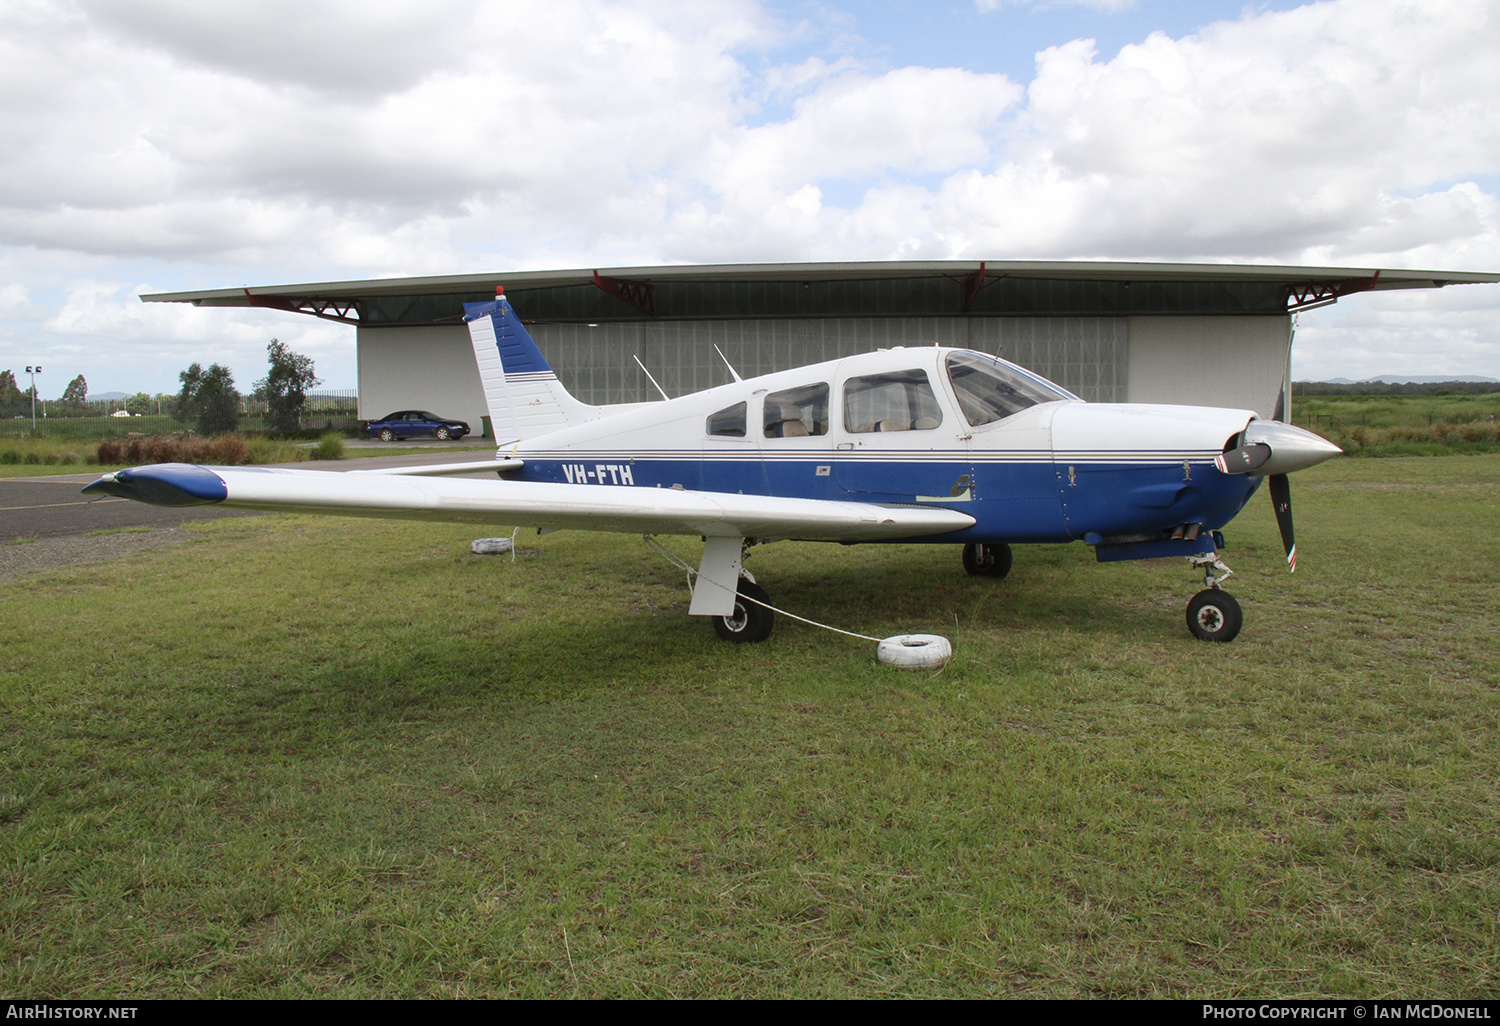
[1294, 393, 1500, 456]
[1, 457, 1497, 998]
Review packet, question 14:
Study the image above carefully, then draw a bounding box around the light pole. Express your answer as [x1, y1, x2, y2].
[24, 365, 40, 430]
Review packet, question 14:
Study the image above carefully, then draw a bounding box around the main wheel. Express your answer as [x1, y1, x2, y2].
[378, 428, 395, 442]
[435, 426, 451, 440]
[1186, 589, 1242, 642]
[712, 580, 775, 643]
[962, 542, 1013, 579]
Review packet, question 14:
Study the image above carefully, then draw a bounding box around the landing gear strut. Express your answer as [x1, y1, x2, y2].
[1185, 553, 1242, 642]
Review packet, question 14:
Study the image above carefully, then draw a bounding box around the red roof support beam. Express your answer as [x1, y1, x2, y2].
[592, 271, 656, 316]
[1286, 270, 1381, 312]
[243, 290, 362, 324]
[944, 261, 1002, 311]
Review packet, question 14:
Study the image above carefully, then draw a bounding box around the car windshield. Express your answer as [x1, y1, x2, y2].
[944, 352, 1077, 427]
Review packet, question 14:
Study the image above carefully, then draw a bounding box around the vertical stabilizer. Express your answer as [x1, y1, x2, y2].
[463, 291, 600, 442]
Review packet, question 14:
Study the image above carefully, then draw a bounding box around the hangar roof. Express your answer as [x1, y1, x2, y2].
[142, 260, 1500, 328]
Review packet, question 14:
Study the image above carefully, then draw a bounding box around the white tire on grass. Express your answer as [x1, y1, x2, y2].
[877, 634, 952, 670]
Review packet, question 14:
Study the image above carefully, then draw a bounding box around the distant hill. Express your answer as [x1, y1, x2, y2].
[1321, 375, 1499, 385]
[90, 391, 130, 401]
[1356, 376, 1494, 384]
[1297, 378, 1500, 396]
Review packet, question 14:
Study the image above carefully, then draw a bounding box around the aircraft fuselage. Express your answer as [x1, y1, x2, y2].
[507, 346, 1263, 556]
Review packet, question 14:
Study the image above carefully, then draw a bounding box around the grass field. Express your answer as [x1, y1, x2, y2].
[1, 456, 1497, 998]
[1292, 393, 1500, 457]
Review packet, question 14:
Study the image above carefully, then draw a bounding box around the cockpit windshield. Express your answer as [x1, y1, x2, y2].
[944, 351, 1078, 427]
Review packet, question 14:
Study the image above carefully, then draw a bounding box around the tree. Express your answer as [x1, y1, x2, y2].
[0, 370, 21, 414]
[254, 339, 320, 435]
[124, 392, 154, 416]
[173, 363, 204, 424]
[175, 361, 240, 434]
[61, 374, 88, 405]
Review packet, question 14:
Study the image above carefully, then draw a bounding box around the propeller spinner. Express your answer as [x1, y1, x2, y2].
[1214, 418, 1341, 572]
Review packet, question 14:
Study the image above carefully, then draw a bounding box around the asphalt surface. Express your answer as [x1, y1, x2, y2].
[0, 443, 498, 578]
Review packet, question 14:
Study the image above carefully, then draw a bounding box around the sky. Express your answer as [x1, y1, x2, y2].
[1, 0, 1498, 396]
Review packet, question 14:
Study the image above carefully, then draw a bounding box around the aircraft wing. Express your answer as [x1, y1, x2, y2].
[82, 463, 975, 542]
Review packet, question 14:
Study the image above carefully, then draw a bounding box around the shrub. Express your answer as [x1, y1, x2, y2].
[309, 433, 345, 461]
[200, 435, 251, 465]
[95, 434, 251, 467]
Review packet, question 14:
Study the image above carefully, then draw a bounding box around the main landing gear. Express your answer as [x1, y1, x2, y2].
[712, 577, 775, 643]
[962, 542, 1012, 579]
[1185, 554, 1242, 643]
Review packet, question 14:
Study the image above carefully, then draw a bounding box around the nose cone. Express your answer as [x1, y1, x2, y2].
[1242, 421, 1342, 476]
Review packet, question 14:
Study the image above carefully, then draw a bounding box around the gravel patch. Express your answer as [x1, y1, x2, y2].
[0, 528, 200, 582]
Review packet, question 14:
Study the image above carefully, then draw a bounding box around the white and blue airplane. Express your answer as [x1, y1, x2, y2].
[84, 288, 1340, 644]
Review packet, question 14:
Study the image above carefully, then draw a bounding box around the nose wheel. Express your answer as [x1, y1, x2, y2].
[1185, 554, 1242, 643]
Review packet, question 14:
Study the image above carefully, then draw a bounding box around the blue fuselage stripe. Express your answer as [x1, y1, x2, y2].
[514, 455, 1258, 543]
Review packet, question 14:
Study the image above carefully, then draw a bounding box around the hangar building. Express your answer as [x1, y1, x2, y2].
[144, 261, 1500, 434]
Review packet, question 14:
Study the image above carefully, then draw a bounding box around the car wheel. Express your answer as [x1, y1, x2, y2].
[378, 428, 395, 442]
[435, 426, 451, 441]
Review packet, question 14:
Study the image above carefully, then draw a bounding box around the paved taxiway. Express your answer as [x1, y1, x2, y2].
[1, 443, 498, 549]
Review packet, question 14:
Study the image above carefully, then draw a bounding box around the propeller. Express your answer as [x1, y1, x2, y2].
[1268, 472, 1296, 572]
[1265, 387, 1296, 573]
[1213, 388, 1340, 573]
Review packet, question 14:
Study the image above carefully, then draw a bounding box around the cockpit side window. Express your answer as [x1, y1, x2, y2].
[763, 383, 829, 438]
[945, 352, 1076, 427]
[706, 402, 746, 437]
[843, 370, 943, 433]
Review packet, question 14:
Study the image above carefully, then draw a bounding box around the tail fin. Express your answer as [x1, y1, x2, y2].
[464, 291, 599, 444]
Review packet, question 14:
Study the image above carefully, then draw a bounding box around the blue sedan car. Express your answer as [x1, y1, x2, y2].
[365, 410, 471, 442]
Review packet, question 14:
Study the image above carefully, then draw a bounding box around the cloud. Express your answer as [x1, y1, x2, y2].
[36, 280, 357, 391]
[976, 0, 1138, 12]
[919, 1, 1500, 265]
[1, 0, 1498, 383]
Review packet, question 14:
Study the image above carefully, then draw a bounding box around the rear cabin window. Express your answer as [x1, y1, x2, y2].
[763, 384, 829, 438]
[844, 369, 943, 433]
[706, 402, 746, 437]
[945, 351, 1075, 427]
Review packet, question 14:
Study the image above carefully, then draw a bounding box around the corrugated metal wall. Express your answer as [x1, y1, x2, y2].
[532, 316, 1128, 405]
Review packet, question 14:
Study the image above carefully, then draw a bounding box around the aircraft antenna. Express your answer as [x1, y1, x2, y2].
[633, 355, 670, 401]
[714, 345, 743, 383]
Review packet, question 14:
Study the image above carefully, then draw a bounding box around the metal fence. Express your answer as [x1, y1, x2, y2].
[0, 390, 360, 438]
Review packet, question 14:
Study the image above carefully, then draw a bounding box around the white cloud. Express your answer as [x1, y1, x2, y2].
[976, 0, 1138, 12]
[1, 0, 1498, 385]
[33, 280, 357, 392]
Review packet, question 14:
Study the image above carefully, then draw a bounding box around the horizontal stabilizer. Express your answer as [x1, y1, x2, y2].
[351, 459, 524, 477]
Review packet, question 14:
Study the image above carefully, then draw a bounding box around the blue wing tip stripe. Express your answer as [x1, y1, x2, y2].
[82, 463, 228, 507]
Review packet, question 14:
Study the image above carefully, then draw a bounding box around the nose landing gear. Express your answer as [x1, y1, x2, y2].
[1185, 554, 1242, 642]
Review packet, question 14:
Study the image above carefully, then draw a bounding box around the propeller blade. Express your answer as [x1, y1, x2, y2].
[1214, 443, 1272, 475]
[1268, 473, 1296, 572]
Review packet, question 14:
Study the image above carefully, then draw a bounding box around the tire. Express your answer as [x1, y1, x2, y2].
[435, 426, 451, 441]
[877, 634, 953, 670]
[1186, 589, 1243, 642]
[712, 580, 775, 643]
[962, 542, 1013, 579]
[378, 428, 395, 442]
